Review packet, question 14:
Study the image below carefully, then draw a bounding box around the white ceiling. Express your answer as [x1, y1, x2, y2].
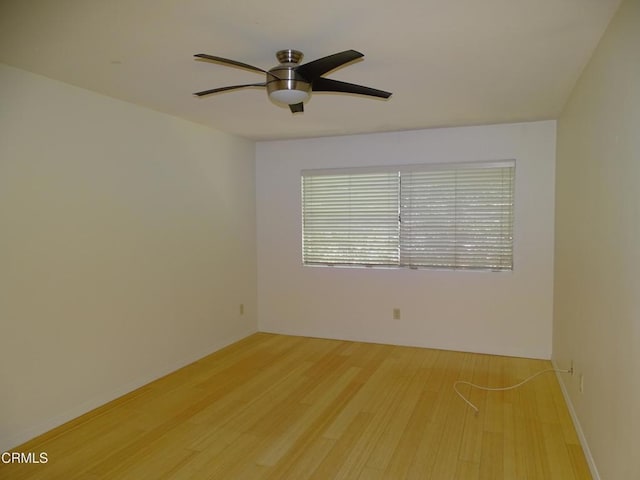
[0, 0, 621, 141]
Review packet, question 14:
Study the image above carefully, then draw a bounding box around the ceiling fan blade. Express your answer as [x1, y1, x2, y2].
[295, 50, 364, 81]
[194, 54, 267, 74]
[193, 83, 266, 97]
[312, 77, 392, 99]
[289, 102, 304, 113]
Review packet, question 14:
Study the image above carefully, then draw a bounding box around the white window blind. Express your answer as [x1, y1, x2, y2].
[399, 164, 515, 271]
[302, 172, 399, 266]
[302, 161, 515, 271]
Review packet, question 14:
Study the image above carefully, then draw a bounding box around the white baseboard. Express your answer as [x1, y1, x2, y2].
[552, 360, 600, 480]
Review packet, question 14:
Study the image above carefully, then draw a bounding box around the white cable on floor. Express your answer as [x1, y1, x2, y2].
[454, 368, 570, 415]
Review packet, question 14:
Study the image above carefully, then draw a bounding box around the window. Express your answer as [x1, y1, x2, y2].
[301, 171, 400, 266]
[302, 161, 515, 271]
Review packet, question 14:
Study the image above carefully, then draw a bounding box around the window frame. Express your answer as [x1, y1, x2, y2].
[301, 160, 515, 272]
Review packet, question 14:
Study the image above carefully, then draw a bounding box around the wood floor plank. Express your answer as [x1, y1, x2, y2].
[429, 351, 471, 479]
[458, 354, 488, 465]
[404, 392, 446, 480]
[568, 442, 594, 479]
[263, 435, 334, 480]
[543, 421, 578, 480]
[483, 355, 506, 434]
[386, 388, 439, 479]
[256, 366, 361, 467]
[1, 333, 592, 480]
[329, 374, 413, 479]
[308, 411, 373, 480]
[365, 348, 429, 471]
[502, 403, 521, 479]
[456, 459, 480, 479]
[478, 431, 504, 480]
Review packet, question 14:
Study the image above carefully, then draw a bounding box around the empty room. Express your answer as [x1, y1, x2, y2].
[0, 0, 638, 479]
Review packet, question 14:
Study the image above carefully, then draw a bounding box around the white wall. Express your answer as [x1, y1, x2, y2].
[554, 0, 640, 478]
[257, 121, 556, 359]
[0, 64, 258, 451]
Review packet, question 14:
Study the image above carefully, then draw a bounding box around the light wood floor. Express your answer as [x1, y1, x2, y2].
[2, 333, 591, 480]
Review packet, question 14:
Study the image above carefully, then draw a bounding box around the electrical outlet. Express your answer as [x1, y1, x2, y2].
[240, 304, 244, 316]
[393, 308, 401, 320]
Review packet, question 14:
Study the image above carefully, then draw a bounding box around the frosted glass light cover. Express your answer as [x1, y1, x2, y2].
[269, 89, 310, 105]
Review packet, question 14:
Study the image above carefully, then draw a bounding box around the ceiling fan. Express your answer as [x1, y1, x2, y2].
[193, 49, 392, 113]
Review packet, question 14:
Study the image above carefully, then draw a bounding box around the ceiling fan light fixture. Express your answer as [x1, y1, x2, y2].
[268, 88, 310, 105]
